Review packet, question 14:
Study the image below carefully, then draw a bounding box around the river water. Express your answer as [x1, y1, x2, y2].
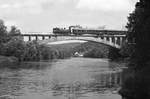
[0, 58, 124, 99]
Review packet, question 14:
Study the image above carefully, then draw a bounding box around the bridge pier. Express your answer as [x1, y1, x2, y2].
[104, 37, 107, 41]
[42, 36, 45, 40]
[35, 36, 38, 41]
[109, 37, 113, 44]
[106, 37, 109, 41]
[114, 37, 118, 45]
[117, 37, 120, 45]
[111, 37, 115, 44]
[29, 36, 31, 41]
[119, 37, 123, 46]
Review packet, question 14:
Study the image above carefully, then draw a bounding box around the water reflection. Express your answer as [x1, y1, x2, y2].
[0, 58, 123, 99]
[50, 70, 122, 99]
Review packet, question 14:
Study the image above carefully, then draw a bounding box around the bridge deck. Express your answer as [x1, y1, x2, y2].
[21, 34, 126, 37]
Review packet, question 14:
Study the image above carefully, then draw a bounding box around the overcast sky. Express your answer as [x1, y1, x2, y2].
[0, 0, 138, 32]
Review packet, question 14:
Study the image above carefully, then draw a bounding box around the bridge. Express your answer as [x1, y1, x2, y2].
[21, 32, 127, 49]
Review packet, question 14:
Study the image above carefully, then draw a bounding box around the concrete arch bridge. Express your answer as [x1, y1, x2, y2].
[21, 34, 126, 49]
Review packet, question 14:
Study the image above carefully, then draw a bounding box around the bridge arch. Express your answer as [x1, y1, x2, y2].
[39, 36, 125, 49]
[21, 32, 126, 49]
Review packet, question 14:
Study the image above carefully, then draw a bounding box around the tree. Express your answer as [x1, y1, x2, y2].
[9, 26, 21, 36]
[119, 1, 150, 99]
[125, 0, 150, 69]
[0, 19, 8, 44]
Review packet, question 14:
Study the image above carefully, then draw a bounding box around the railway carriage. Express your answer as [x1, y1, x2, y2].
[53, 26, 127, 35]
[71, 28, 111, 36]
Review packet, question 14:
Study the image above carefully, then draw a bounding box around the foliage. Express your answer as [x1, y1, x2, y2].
[108, 47, 121, 60]
[1, 38, 26, 61]
[22, 41, 41, 61]
[84, 48, 104, 58]
[73, 42, 109, 58]
[1, 38, 68, 61]
[0, 19, 69, 62]
[73, 42, 121, 59]
[9, 26, 21, 36]
[119, 42, 135, 58]
[125, 0, 150, 69]
[0, 20, 8, 44]
[120, 1, 150, 99]
[50, 43, 82, 58]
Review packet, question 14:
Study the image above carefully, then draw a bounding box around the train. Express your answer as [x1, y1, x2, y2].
[53, 27, 70, 35]
[53, 26, 127, 35]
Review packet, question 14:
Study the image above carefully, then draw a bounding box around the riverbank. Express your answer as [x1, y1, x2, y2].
[0, 55, 60, 69]
[0, 55, 19, 68]
[0, 40, 125, 69]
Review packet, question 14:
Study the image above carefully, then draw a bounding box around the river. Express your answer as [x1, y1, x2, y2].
[0, 57, 124, 99]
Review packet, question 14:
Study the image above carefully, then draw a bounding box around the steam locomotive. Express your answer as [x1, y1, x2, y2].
[53, 26, 127, 35]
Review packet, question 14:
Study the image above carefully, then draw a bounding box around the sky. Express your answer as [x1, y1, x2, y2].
[0, 0, 138, 33]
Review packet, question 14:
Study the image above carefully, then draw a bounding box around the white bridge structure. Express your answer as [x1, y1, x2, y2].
[21, 33, 126, 49]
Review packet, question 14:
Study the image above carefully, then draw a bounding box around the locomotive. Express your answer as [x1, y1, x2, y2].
[53, 26, 127, 35]
[53, 27, 70, 35]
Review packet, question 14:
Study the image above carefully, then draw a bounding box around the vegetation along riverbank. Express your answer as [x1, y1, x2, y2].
[0, 19, 74, 68]
[0, 19, 126, 68]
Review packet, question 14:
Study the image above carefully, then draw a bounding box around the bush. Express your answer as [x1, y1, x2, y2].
[1, 38, 26, 61]
[0, 38, 66, 61]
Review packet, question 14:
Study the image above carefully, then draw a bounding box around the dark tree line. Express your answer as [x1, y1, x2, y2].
[119, 0, 150, 99]
[126, 0, 150, 69]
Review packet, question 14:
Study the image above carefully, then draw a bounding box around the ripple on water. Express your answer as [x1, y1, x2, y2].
[0, 58, 122, 99]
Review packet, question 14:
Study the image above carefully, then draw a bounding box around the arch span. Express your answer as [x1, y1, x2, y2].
[39, 36, 123, 49]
